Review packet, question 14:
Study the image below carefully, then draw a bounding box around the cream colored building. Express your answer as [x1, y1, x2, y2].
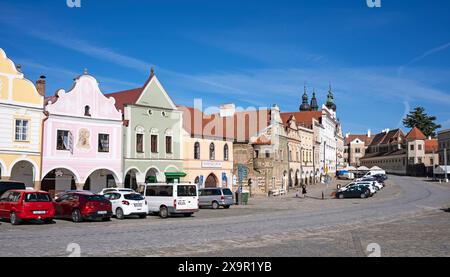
[0, 48, 45, 188]
[179, 106, 234, 188]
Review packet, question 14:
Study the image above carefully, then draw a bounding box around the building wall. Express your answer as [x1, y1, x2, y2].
[0, 48, 44, 188]
[42, 75, 123, 191]
[438, 130, 450, 165]
[361, 155, 407, 175]
[182, 132, 233, 188]
[122, 76, 183, 184]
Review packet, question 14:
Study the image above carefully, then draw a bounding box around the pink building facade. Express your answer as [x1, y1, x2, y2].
[41, 73, 123, 195]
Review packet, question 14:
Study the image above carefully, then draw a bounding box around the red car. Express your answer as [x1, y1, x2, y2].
[54, 191, 112, 222]
[0, 190, 55, 225]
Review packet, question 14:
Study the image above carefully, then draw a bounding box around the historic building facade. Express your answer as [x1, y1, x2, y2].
[0, 48, 44, 188]
[343, 131, 373, 167]
[232, 105, 289, 195]
[438, 129, 450, 166]
[107, 70, 184, 190]
[360, 127, 438, 176]
[41, 72, 123, 195]
[179, 105, 234, 188]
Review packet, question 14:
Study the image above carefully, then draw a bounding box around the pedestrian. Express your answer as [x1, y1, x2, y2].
[302, 185, 307, 198]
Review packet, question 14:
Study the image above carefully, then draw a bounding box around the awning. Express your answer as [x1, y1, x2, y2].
[164, 172, 187, 178]
[434, 166, 450, 174]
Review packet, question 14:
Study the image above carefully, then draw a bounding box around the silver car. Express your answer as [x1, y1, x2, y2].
[199, 188, 234, 209]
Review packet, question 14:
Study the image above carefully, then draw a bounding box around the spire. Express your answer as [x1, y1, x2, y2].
[326, 83, 336, 111]
[150, 67, 155, 78]
[83, 68, 88, 75]
[299, 85, 311, 111]
[310, 88, 319, 111]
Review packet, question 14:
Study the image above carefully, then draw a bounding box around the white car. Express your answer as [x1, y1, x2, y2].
[103, 191, 148, 219]
[98, 188, 135, 195]
[339, 182, 377, 195]
[138, 183, 199, 218]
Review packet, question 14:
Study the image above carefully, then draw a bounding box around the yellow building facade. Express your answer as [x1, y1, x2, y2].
[0, 48, 44, 188]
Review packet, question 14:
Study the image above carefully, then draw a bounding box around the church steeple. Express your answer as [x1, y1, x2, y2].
[299, 85, 311, 111]
[325, 84, 337, 111]
[310, 89, 319, 111]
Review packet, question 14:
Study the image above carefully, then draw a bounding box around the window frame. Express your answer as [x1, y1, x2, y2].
[14, 119, 29, 142]
[98, 133, 110, 153]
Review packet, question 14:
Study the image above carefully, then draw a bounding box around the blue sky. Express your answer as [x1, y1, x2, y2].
[1, 0, 449, 134]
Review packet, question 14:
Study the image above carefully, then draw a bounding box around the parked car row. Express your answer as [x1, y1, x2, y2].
[336, 174, 388, 199]
[0, 181, 236, 225]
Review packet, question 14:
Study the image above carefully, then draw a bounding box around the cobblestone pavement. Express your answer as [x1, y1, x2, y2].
[0, 175, 449, 257]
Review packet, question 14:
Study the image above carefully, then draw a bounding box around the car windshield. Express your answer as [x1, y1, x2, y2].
[25, 193, 51, 202]
[124, 193, 144, 201]
[85, 195, 107, 201]
[222, 189, 233, 195]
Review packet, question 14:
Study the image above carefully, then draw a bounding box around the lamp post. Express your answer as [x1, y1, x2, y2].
[445, 148, 448, 182]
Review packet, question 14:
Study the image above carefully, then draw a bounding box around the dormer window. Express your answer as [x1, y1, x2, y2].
[84, 106, 91, 117]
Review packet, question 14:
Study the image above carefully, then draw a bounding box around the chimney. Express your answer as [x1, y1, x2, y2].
[36, 75, 46, 96]
[345, 133, 350, 138]
[367, 129, 371, 138]
[16, 64, 22, 73]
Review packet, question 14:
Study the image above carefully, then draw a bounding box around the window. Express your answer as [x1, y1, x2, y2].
[255, 150, 259, 158]
[430, 158, 434, 165]
[209, 143, 215, 160]
[136, 134, 144, 153]
[98, 134, 110, 153]
[265, 150, 270, 158]
[418, 145, 422, 151]
[418, 157, 422, 164]
[224, 144, 229, 161]
[15, 119, 29, 141]
[194, 142, 200, 160]
[355, 148, 361, 153]
[57, 130, 70, 150]
[410, 145, 414, 151]
[151, 135, 158, 153]
[165, 136, 172, 154]
[177, 185, 197, 197]
[84, 106, 91, 116]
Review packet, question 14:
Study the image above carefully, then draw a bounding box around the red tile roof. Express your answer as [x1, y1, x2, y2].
[178, 106, 270, 141]
[280, 111, 322, 129]
[345, 134, 373, 145]
[425, 139, 438, 153]
[405, 127, 427, 141]
[105, 72, 154, 112]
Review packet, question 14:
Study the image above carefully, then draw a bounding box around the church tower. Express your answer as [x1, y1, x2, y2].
[310, 89, 319, 111]
[299, 86, 311, 111]
[325, 84, 337, 111]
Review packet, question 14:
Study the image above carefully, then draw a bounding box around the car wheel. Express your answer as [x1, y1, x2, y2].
[116, 208, 124, 220]
[223, 205, 231, 209]
[159, 206, 169, 219]
[71, 209, 82, 223]
[10, 212, 20, 225]
[360, 193, 366, 199]
[338, 194, 344, 199]
[212, 201, 219, 210]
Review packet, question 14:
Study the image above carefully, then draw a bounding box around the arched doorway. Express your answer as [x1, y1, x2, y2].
[10, 161, 35, 188]
[205, 173, 218, 188]
[145, 168, 159, 183]
[124, 169, 139, 191]
[41, 168, 77, 197]
[289, 169, 294, 188]
[85, 169, 119, 193]
[295, 170, 300, 186]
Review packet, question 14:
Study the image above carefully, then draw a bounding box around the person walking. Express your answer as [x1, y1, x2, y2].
[302, 184, 307, 198]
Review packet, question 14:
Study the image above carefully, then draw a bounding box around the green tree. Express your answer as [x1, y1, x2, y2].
[403, 107, 442, 138]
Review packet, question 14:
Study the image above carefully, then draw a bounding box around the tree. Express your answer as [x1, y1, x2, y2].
[403, 107, 442, 138]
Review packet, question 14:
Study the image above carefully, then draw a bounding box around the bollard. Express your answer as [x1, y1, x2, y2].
[322, 191, 324, 200]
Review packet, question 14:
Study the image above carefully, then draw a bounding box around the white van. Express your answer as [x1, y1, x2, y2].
[364, 170, 386, 177]
[137, 183, 198, 218]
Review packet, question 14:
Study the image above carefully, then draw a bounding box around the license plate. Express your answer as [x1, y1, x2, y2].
[134, 203, 142, 207]
[98, 211, 107, 215]
[33, 211, 46, 215]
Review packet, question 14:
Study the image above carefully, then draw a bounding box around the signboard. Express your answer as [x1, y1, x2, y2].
[237, 164, 248, 183]
[199, 175, 204, 188]
[222, 172, 227, 187]
[202, 161, 223, 168]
